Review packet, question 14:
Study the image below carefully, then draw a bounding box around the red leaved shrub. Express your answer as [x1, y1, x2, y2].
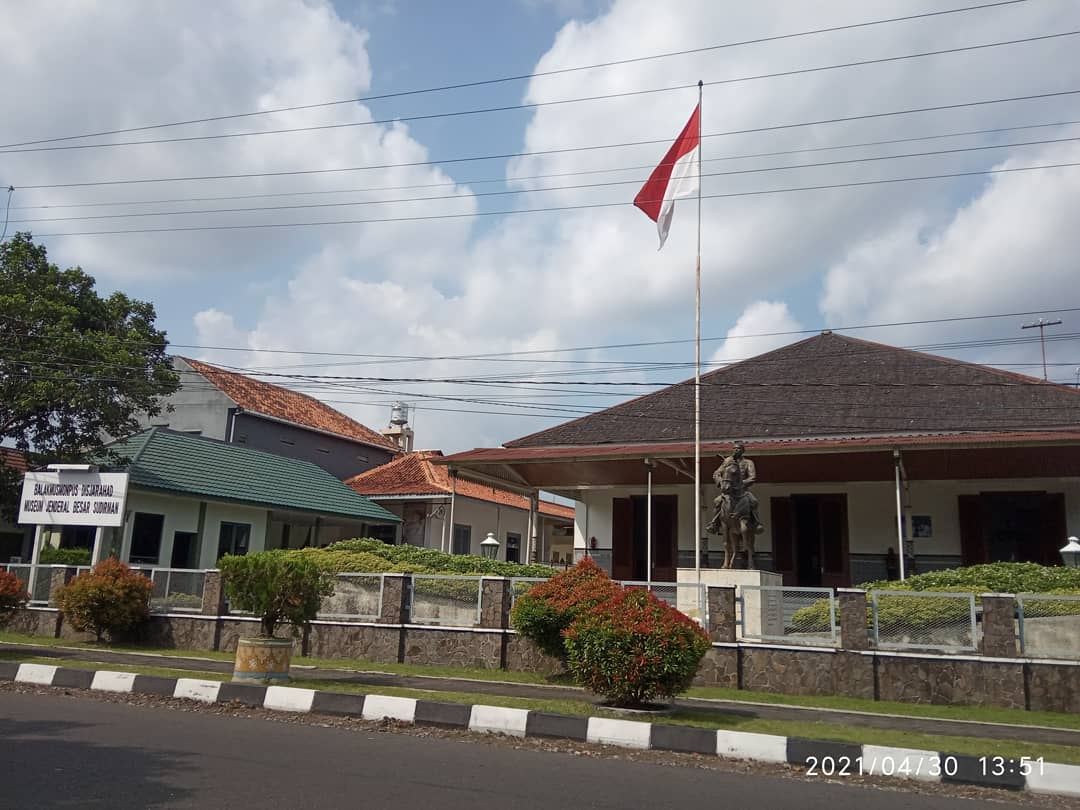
[510, 557, 622, 660]
[564, 587, 710, 707]
[57, 558, 152, 642]
[0, 569, 29, 626]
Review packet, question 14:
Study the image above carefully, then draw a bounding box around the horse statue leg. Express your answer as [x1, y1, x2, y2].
[722, 521, 735, 569]
[741, 519, 756, 569]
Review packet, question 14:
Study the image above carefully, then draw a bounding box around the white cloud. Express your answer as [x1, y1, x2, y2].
[709, 301, 804, 367]
[10, 0, 1080, 453]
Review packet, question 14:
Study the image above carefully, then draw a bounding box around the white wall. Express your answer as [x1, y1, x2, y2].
[138, 360, 234, 439]
[117, 491, 270, 568]
[572, 477, 1080, 560]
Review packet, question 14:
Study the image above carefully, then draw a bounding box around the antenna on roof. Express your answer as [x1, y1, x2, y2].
[1021, 318, 1062, 381]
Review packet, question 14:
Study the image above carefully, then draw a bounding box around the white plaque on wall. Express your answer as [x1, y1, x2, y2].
[18, 471, 129, 527]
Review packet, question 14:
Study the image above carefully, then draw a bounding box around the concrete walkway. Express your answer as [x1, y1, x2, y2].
[4, 641, 1079, 748]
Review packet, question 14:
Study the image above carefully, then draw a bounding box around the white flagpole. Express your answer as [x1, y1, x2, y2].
[694, 79, 703, 582]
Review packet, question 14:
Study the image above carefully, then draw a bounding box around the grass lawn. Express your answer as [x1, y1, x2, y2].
[686, 685, 1080, 732]
[4, 631, 1079, 737]
[3, 647, 1078, 765]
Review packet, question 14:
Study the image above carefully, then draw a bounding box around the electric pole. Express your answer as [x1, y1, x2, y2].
[1021, 318, 1062, 380]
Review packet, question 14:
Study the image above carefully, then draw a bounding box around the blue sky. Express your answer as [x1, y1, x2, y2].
[3, 0, 1080, 451]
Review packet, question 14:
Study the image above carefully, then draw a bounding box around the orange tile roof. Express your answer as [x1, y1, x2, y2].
[181, 357, 398, 452]
[0, 447, 28, 473]
[346, 451, 575, 520]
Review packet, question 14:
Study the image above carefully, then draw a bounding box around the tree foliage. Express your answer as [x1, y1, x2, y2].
[219, 550, 335, 638]
[0, 232, 179, 517]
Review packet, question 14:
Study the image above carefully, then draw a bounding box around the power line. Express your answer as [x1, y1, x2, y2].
[16, 116, 1080, 212]
[3, 305, 1078, 361]
[0, 1, 1033, 150]
[29, 159, 1080, 237]
[11, 133, 1080, 225]
[18, 86, 1080, 191]
[4, 28, 1076, 155]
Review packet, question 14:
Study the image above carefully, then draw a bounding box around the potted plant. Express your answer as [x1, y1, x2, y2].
[218, 550, 334, 683]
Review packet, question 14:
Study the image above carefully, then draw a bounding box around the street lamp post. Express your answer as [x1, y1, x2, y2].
[1060, 537, 1080, 569]
[480, 532, 500, 560]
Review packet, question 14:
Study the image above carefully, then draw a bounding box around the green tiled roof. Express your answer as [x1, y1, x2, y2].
[104, 428, 399, 523]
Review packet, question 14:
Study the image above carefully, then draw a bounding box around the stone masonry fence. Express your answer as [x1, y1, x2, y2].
[5, 568, 1079, 714]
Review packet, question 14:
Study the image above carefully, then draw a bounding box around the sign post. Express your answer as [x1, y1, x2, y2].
[18, 470, 129, 595]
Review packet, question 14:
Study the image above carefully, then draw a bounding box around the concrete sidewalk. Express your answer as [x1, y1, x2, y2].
[4, 640, 1079, 748]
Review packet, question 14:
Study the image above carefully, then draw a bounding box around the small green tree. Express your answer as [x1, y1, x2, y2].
[219, 550, 334, 638]
[56, 558, 152, 642]
[0, 569, 29, 627]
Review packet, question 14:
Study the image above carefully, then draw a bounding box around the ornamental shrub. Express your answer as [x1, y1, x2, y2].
[0, 569, 29, 626]
[40, 546, 92, 565]
[510, 557, 622, 660]
[564, 587, 710, 707]
[56, 558, 151, 642]
[308, 538, 555, 578]
[219, 550, 334, 638]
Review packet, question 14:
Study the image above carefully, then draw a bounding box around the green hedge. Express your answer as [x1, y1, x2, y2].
[790, 563, 1080, 631]
[287, 539, 556, 605]
[40, 546, 92, 565]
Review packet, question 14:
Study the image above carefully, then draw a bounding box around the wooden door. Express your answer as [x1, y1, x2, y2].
[611, 497, 634, 580]
[651, 495, 678, 582]
[958, 494, 984, 565]
[818, 494, 850, 589]
[1038, 493, 1067, 566]
[770, 496, 796, 585]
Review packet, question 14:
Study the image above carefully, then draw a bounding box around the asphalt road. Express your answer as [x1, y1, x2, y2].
[0, 690, 1040, 810]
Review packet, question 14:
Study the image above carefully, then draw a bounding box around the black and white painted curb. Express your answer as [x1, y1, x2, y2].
[3, 661, 1077, 798]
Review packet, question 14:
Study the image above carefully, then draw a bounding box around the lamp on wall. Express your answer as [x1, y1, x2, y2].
[1060, 537, 1080, 569]
[480, 532, 500, 560]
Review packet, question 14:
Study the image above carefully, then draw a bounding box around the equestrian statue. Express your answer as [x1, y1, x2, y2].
[705, 441, 765, 569]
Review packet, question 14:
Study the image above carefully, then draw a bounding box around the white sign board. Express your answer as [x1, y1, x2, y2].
[18, 471, 129, 527]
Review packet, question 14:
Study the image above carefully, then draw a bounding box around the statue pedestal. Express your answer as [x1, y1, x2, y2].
[676, 568, 784, 638]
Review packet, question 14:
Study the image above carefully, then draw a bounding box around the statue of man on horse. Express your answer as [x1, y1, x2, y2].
[705, 441, 765, 569]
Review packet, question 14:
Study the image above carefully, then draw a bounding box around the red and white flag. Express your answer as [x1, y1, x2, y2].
[633, 104, 701, 249]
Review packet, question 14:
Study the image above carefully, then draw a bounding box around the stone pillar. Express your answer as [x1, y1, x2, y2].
[706, 586, 736, 642]
[201, 571, 228, 616]
[980, 593, 1018, 657]
[480, 577, 512, 629]
[379, 574, 409, 624]
[838, 588, 869, 651]
[46, 568, 68, 608]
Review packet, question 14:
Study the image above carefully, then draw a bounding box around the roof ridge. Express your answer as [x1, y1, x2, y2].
[179, 356, 399, 451]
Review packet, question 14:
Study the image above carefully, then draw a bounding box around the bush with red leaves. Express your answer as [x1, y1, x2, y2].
[510, 557, 622, 660]
[56, 558, 152, 642]
[564, 587, 710, 707]
[0, 569, 29, 626]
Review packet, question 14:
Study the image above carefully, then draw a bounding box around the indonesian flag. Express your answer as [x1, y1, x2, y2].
[633, 104, 701, 250]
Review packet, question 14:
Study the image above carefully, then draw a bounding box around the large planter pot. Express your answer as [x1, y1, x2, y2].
[233, 636, 293, 683]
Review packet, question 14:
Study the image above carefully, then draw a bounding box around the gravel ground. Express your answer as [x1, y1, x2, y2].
[1, 680, 1076, 809]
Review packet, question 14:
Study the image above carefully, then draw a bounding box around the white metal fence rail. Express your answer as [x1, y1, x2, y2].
[509, 577, 549, 608]
[319, 573, 384, 620]
[1017, 593, 1080, 660]
[128, 567, 207, 613]
[618, 581, 708, 626]
[737, 585, 838, 647]
[3, 563, 60, 605]
[407, 574, 483, 627]
[871, 590, 978, 652]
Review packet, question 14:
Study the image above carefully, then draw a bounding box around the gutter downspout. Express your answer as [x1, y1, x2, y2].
[893, 449, 906, 581]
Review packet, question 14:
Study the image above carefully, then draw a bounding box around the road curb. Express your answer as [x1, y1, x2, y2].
[4, 663, 1077, 798]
